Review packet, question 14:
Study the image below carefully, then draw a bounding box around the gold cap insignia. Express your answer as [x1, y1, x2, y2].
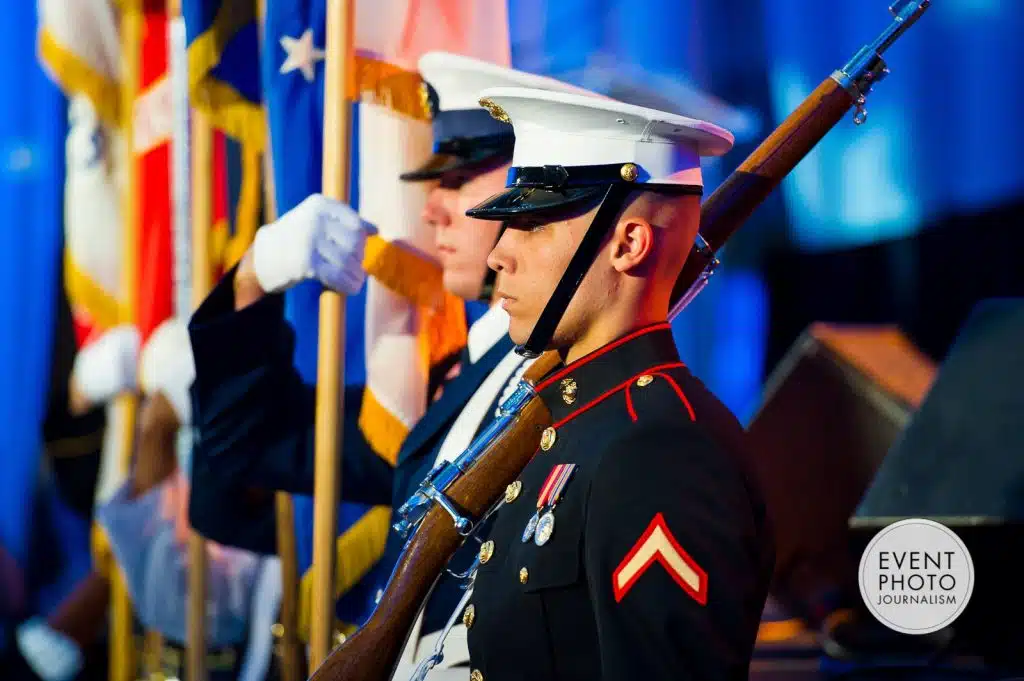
[636, 374, 654, 387]
[620, 163, 639, 182]
[418, 81, 432, 119]
[560, 377, 578, 405]
[478, 97, 510, 124]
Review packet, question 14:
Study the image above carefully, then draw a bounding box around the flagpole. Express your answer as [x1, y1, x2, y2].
[255, 2, 303, 679]
[310, 0, 354, 668]
[263, 164, 305, 681]
[274, 493, 304, 681]
[166, 0, 213, 677]
[186, 109, 212, 681]
[112, 3, 143, 680]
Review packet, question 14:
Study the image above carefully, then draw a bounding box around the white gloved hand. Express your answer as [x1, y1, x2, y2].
[16, 617, 84, 681]
[138, 317, 195, 426]
[71, 324, 141, 404]
[252, 193, 377, 295]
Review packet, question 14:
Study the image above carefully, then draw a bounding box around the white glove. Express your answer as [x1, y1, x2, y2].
[71, 324, 141, 404]
[252, 193, 377, 295]
[16, 617, 84, 681]
[138, 317, 195, 426]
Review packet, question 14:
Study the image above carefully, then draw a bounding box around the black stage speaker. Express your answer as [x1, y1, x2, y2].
[745, 323, 937, 617]
[852, 298, 1024, 664]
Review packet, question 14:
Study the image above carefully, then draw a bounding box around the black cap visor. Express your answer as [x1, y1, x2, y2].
[400, 152, 472, 182]
[464, 185, 607, 221]
[400, 136, 514, 182]
[399, 149, 514, 182]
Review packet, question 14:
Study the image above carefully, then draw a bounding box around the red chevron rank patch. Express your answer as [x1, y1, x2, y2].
[612, 513, 708, 605]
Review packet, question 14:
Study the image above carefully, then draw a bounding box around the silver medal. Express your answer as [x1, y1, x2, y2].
[521, 512, 539, 543]
[534, 511, 556, 546]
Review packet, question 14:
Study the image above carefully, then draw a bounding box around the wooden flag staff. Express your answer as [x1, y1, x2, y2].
[310, 0, 355, 667]
[164, 2, 213, 678]
[111, 4, 142, 679]
[255, 4, 303, 677]
[186, 111, 213, 681]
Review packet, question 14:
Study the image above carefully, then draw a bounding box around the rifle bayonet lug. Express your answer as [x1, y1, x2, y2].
[830, 0, 930, 125]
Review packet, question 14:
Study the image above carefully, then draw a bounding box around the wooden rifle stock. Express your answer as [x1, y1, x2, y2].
[309, 5, 929, 679]
[670, 77, 854, 313]
[308, 80, 881, 681]
[308, 353, 559, 681]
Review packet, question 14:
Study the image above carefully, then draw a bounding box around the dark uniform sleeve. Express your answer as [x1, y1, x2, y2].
[42, 265, 105, 519]
[187, 476, 278, 554]
[583, 422, 767, 681]
[187, 269, 393, 503]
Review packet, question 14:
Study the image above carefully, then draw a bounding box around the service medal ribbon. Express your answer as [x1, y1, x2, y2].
[532, 464, 577, 547]
[538, 463, 577, 510]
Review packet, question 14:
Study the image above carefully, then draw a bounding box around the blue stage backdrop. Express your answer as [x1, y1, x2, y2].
[0, 1, 66, 571]
[764, 0, 1023, 251]
[507, 0, 1022, 420]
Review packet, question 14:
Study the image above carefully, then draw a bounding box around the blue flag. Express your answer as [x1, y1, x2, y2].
[182, 0, 265, 270]
[1, 0, 75, 625]
[182, 0, 264, 149]
[262, 0, 385, 634]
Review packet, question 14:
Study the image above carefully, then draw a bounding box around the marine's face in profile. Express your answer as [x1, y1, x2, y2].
[425, 163, 509, 301]
[485, 190, 699, 353]
[486, 202, 613, 349]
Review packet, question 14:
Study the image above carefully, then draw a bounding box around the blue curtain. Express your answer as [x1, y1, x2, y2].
[0, 2, 66, 568]
[762, 0, 1024, 251]
[507, 0, 1021, 419]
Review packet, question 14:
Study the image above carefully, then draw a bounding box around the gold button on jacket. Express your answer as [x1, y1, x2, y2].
[540, 427, 557, 451]
[479, 540, 494, 564]
[462, 326, 773, 681]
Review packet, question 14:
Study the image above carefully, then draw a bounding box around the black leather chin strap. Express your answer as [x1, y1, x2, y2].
[515, 184, 631, 358]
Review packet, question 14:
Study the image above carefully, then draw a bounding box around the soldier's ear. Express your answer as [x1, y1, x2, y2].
[609, 216, 654, 274]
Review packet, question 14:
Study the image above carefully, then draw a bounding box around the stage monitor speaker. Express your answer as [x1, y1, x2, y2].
[745, 323, 936, 614]
[852, 298, 1024, 664]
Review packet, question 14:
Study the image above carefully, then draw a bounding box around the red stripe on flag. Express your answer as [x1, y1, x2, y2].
[210, 130, 230, 282]
[135, 8, 172, 341]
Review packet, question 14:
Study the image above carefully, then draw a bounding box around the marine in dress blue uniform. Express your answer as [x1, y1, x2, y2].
[186, 53, 592, 674]
[451, 88, 775, 681]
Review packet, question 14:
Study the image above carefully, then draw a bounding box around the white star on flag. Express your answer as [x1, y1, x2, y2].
[279, 28, 324, 83]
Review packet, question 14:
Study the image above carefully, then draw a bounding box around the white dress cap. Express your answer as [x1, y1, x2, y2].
[418, 51, 598, 113]
[402, 52, 603, 181]
[476, 86, 735, 188]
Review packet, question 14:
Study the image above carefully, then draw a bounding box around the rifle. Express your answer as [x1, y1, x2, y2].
[309, 3, 930, 679]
